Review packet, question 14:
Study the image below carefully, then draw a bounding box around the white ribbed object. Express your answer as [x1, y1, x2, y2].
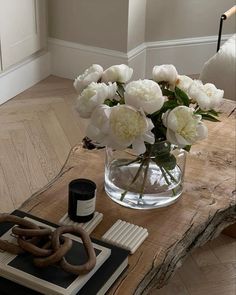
[102, 220, 148, 254]
[59, 212, 103, 234]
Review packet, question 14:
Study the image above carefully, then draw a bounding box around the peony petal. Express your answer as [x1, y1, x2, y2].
[143, 131, 155, 144]
[196, 122, 208, 140]
[166, 128, 189, 147]
[102, 64, 133, 83]
[176, 75, 193, 93]
[74, 64, 103, 94]
[132, 139, 146, 155]
[87, 124, 106, 143]
[175, 133, 191, 146]
[142, 96, 165, 114]
[166, 129, 179, 146]
[124, 79, 164, 114]
[152, 64, 178, 85]
[147, 118, 155, 130]
[189, 80, 224, 111]
[165, 109, 178, 131]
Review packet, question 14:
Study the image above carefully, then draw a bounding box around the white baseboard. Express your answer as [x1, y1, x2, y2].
[128, 43, 146, 79]
[145, 34, 232, 77]
[0, 51, 51, 105]
[48, 38, 127, 79]
[0, 34, 232, 104]
[49, 34, 231, 79]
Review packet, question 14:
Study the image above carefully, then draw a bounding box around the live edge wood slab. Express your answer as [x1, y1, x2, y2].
[20, 100, 236, 294]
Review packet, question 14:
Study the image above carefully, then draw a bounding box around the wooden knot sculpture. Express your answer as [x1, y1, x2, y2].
[0, 214, 96, 275]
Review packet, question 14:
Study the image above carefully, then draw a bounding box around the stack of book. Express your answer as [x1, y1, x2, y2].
[0, 210, 129, 295]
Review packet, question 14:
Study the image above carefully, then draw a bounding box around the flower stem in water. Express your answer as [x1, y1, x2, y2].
[120, 159, 145, 201]
[163, 167, 178, 183]
[117, 157, 141, 167]
[160, 166, 176, 197]
[139, 157, 150, 199]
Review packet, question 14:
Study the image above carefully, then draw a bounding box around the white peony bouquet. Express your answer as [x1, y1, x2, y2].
[74, 64, 223, 202]
[74, 63, 223, 154]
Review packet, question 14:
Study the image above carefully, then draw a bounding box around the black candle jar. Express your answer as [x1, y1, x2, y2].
[68, 179, 96, 223]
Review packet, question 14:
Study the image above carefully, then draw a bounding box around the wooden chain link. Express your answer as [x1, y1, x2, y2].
[0, 213, 96, 275]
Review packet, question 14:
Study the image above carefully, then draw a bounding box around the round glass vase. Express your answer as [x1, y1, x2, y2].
[104, 141, 186, 209]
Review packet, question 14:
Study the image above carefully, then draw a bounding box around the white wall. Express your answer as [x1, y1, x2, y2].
[48, 0, 129, 52]
[47, 0, 235, 78]
[146, 0, 235, 42]
[1, 1, 235, 103]
[48, 0, 235, 49]
[0, 0, 50, 105]
[128, 0, 146, 51]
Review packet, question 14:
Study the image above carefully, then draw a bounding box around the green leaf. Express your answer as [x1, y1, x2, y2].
[104, 99, 118, 107]
[207, 109, 220, 117]
[201, 114, 220, 122]
[152, 100, 178, 117]
[151, 141, 171, 155]
[162, 88, 175, 97]
[194, 109, 221, 117]
[151, 142, 177, 170]
[175, 86, 190, 106]
[155, 153, 177, 170]
[117, 82, 125, 98]
[183, 145, 191, 152]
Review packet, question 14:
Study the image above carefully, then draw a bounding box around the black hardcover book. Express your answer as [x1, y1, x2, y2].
[0, 210, 129, 295]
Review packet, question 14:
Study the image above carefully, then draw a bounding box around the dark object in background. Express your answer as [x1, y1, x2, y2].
[82, 136, 104, 150]
[217, 6, 236, 51]
[68, 179, 97, 223]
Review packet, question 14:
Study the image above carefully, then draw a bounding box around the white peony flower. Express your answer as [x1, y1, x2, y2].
[188, 80, 224, 111]
[108, 105, 155, 154]
[87, 104, 111, 144]
[87, 104, 155, 154]
[152, 64, 178, 86]
[124, 79, 165, 114]
[176, 75, 193, 93]
[102, 64, 133, 83]
[76, 82, 117, 118]
[74, 64, 103, 94]
[162, 106, 208, 147]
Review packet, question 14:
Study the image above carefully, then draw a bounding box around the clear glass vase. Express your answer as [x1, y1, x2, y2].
[104, 141, 186, 209]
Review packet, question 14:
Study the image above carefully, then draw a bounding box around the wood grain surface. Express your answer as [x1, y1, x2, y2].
[19, 99, 236, 294]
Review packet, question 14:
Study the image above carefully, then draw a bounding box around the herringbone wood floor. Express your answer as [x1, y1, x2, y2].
[0, 76, 235, 294]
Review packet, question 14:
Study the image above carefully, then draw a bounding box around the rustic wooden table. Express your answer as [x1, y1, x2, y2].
[20, 100, 236, 294]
